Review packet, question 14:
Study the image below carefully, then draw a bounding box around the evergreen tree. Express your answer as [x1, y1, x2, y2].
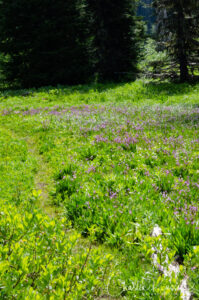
[153, 0, 199, 82]
[0, 0, 92, 87]
[87, 0, 141, 82]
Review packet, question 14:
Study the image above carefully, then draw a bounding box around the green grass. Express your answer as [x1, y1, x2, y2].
[0, 80, 199, 299]
[1, 80, 199, 109]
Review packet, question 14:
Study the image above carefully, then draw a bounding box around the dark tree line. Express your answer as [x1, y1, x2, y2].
[154, 0, 199, 82]
[0, 0, 142, 88]
[0, 0, 93, 87]
[0, 0, 198, 88]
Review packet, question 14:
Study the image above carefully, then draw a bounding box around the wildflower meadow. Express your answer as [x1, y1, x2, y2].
[0, 80, 199, 299]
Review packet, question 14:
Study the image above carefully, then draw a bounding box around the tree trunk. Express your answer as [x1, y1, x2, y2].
[179, 52, 189, 82]
[176, 2, 189, 82]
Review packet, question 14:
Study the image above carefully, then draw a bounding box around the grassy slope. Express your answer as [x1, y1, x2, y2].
[0, 80, 199, 299]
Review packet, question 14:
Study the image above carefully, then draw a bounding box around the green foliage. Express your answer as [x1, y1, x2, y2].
[139, 38, 168, 74]
[0, 203, 116, 299]
[184, 246, 199, 298]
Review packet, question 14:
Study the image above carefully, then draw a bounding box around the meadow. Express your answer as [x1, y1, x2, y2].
[0, 80, 199, 299]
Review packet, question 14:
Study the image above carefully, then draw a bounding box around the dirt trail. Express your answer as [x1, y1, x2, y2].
[27, 137, 58, 218]
[2, 127, 57, 217]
